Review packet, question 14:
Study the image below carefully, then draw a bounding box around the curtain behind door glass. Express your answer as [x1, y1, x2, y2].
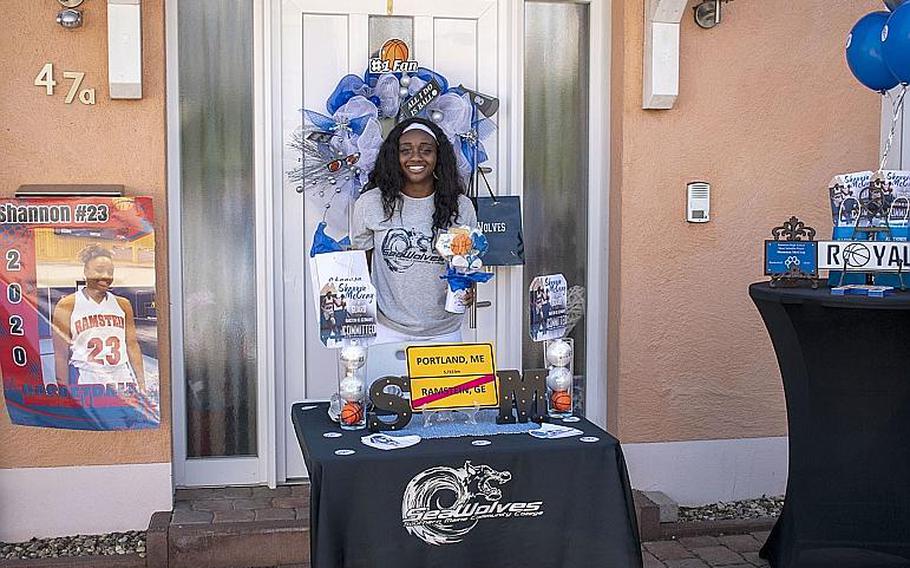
[368, 15, 414, 56]
[178, 0, 257, 457]
[523, 2, 590, 415]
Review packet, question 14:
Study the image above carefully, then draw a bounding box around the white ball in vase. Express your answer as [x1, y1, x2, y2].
[546, 339, 573, 368]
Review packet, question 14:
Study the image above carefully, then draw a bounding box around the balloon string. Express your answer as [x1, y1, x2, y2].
[881, 85, 908, 171]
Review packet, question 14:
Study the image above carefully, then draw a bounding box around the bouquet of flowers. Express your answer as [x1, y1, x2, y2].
[435, 226, 494, 313]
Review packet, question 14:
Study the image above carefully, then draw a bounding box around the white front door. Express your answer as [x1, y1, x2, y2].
[274, 0, 516, 480]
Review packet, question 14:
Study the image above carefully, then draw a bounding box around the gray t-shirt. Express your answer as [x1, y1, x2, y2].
[350, 188, 477, 337]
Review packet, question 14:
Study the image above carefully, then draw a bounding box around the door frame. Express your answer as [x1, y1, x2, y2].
[166, 0, 277, 488]
[271, 0, 509, 483]
[167, 0, 611, 487]
[584, 0, 610, 429]
[504, 0, 610, 428]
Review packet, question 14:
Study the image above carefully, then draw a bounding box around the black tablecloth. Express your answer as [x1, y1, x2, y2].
[750, 283, 910, 568]
[291, 403, 642, 568]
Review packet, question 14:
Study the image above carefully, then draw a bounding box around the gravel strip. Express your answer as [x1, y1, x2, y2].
[678, 495, 784, 522]
[1, 531, 146, 560]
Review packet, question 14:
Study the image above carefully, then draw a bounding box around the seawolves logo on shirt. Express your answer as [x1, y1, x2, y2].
[381, 228, 444, 272]
[401, 461, 544, 546]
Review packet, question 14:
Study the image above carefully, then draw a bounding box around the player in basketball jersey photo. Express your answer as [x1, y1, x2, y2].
[51, 245, 146, 390]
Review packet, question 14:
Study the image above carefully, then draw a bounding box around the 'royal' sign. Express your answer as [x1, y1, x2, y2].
[817, 241, 910, 272]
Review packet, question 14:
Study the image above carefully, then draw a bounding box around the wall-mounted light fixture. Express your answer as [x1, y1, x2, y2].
[56, 0, 85, 29]
[693, 0, 734, 30]
[107, 0, 142, 99]
[643, 0, 688, 109]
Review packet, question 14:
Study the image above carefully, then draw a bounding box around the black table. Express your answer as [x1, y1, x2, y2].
[750, 283, 910, 568]
[291, 402, 642, 568]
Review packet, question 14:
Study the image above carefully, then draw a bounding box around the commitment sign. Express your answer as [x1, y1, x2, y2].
[406, 343, 499, 411]
[817, 241, 910, 272]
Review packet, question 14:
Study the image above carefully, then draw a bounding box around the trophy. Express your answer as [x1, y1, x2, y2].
[337, 342, 368, 430]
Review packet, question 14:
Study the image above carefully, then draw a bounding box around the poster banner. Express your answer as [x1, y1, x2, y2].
[311, 250, 377, 348]
[0, 197, 159, 430]
[529, 274, 568, 342]
[828, 170, 910, 229]
[828, 171, 872, 227]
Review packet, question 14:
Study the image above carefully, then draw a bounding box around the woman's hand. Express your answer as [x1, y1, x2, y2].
[463, 286, 476, 307]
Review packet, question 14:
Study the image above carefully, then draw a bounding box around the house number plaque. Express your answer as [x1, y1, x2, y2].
[33, 63, 97, 105]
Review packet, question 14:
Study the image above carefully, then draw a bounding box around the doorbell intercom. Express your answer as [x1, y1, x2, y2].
[687, 182, 711, 223]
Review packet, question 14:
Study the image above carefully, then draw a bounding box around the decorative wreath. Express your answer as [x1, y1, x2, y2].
[290, 65, 499, 242]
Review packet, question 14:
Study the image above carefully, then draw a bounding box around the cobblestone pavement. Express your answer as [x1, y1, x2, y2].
[643, 532, 771, 568]
[172, 485, 310, 524]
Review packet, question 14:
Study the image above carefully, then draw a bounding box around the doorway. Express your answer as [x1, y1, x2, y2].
[168, 0, 609, 487]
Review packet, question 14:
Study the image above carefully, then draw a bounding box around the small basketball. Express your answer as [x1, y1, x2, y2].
[341, 401, 363, 425]
[551, 390, 572, 412]
[380, 38, 409, 70]
[451, 233, 472, 256]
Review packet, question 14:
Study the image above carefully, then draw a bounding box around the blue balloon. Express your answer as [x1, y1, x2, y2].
[846, 11, 899, 92]
[884, 3, 910, 84]
[885, 0, 906, 11]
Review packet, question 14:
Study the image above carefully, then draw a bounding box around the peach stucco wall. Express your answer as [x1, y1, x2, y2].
[0, 2, 169, 468]
[609, 0, 882, 442]
[0, 0, 885, 467]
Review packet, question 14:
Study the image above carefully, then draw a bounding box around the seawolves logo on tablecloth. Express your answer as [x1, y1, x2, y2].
[401, 461, 544, 546]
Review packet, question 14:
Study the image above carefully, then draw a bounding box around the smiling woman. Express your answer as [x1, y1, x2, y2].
[350, 117, 477, 344]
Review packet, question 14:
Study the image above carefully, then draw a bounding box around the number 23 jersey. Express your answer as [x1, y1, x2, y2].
[69, 290, 133, 383]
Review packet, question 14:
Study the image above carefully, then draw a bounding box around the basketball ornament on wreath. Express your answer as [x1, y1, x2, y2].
[369, 38, 418, 75]
[290, 36, 501, 240]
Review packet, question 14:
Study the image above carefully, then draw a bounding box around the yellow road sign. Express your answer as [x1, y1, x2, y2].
[407, 343, 498, 410]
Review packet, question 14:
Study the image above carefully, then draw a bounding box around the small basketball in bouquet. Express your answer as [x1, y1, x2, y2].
[436, 226, 493, 314]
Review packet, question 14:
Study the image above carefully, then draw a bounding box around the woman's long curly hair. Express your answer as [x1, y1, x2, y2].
[365, 117, 465, 232]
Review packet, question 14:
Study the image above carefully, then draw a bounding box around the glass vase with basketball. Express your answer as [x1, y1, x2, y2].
[544, 337, 574, 419]
[337, 341, 368, 430]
